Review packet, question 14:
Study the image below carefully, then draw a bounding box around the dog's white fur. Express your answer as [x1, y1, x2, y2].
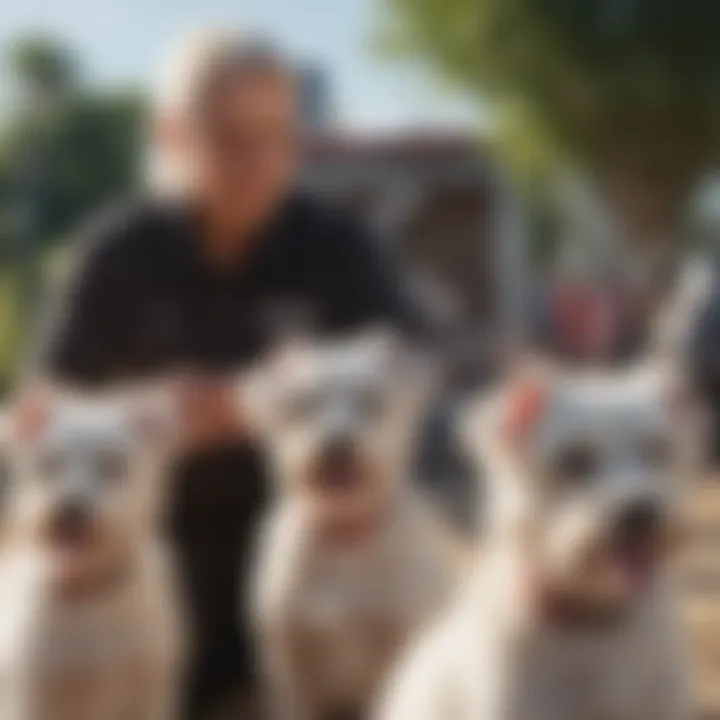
[377, 363, 694, 720]
[0, 390, 185, 720]
[246, 331, 463, 719]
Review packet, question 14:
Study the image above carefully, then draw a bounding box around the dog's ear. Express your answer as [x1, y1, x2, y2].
[458, 362, 552, 476]
[500, 359, 553, 444]
[503, 376, 548, 443]
[0, 390, 55, 508]
[7, 388, 54, 446]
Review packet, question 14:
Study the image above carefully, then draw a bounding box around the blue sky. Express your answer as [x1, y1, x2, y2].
[1, 0, 480, 130]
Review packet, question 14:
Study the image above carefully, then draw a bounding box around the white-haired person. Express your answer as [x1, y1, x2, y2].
[35, 30, 416, 719]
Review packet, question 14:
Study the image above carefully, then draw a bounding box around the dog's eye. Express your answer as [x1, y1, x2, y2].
[639, 436, 671, 468]
[553, 443, 600, 486]
[94, 450, 127, 485]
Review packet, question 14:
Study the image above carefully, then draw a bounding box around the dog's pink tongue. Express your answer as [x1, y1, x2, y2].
[612, 550, 656, 593]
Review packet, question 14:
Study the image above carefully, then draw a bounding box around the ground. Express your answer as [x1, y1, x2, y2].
[684, 478, 720, 717]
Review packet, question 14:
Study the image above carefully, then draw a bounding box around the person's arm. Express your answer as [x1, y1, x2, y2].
[318, 213, 424, 336]
[33, 220, 244, 449]
[32, 214, 133, 387]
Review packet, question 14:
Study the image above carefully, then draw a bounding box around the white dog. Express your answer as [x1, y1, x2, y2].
[377, 362, 695, 720]
[0, 389, 185, 720]
[246, 331, 463, 720]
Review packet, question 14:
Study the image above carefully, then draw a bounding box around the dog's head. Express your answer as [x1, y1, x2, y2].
[245, 330, 432, 524]
[2, 388, 178, 588]
[464, 361, 699, 620]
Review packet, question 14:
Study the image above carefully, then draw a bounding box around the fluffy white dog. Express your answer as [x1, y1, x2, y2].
[246, 331, 463, 720]
[0, 389, 185, 720]
[377, 362, 696, 720]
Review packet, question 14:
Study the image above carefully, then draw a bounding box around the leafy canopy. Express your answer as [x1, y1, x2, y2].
[382, 0, 720, 174]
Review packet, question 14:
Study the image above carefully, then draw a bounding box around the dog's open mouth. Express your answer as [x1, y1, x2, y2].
[309, 437, 372, 496]
[46, 512, 106, 594]
[47, 506, 97, 559]
[539, 533, 669, 628]
[311, 456, 367, 494]
[605, 502, 672, 597]
[608, 538, 664, 594]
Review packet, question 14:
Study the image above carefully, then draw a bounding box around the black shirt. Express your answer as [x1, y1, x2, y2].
[42, 192, 410, 380]
[38, 191, 412, 714]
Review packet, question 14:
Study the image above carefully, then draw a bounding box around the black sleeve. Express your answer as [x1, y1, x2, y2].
[33, 215, 133, 387]
[319, 214, 423, 336]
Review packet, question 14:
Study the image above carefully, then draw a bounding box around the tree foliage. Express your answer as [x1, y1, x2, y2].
[0, 35, 146, 387]
[381, 0, 720, 248]
[0, 35, 145, 252]
[0, 38, 145, 257]
[8, 34, 78, 99]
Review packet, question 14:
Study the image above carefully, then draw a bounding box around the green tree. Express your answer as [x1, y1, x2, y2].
[0, 35, 146, 387]
[8, 34, 78, 100]
[381, 0, 720, 276]
[0, 36, 145, 255]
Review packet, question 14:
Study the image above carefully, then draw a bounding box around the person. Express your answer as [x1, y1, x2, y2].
[34, 30, 414, 719]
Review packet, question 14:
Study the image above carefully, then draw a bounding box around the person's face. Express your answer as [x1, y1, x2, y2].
[171, 68, 299, 230]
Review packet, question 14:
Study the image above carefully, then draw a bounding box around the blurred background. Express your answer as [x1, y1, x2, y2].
[6, 1, 720, 390]
[3, 1, 720, 713]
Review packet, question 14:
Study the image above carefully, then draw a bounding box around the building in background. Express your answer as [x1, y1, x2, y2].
[303, 130, 524, 386]
[297, 65, 334, 132]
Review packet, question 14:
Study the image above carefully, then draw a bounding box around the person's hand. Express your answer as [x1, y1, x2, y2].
[176, 373, 245, 450]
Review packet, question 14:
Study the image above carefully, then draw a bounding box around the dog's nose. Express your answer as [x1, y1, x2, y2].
[315, 434, 362, 490]
[321, 434, 358, 466]
[613, 499, 664, 545]
[51, 499, 93, 541]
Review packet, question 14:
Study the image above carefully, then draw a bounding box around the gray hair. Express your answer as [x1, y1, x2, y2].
[147, 29, 293, 195]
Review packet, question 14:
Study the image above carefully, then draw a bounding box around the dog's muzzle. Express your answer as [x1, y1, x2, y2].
[608, 498, 669, 587]
[312, 434, 365, 492]
[612, 499, 664, 545]
[48, 498, 95, 548]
